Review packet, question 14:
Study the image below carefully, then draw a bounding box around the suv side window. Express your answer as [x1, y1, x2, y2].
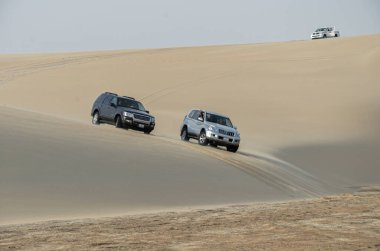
[117, 98, 123, 106]
[102, 95, 113, 105]
[110, 97, 117, 106]
[188, 110, 195, 118]
[191, 110, 200, 120]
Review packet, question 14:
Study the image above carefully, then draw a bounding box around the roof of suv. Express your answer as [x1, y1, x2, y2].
[104, 91, 117, 96]
[103, 92, 135, 100]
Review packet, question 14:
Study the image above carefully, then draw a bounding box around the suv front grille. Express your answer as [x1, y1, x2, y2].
[219, 129, 234, 137]
[134, 114, 150, 122]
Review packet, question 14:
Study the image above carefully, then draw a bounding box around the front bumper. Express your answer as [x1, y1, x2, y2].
[206, 130, 240, 146]
[123, 116, 155, 131]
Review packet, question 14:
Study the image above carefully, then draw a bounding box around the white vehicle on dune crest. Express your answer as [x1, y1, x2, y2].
[311, 27, 340, 39]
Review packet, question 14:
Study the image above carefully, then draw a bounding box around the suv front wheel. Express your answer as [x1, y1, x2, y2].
[115, 115, 123, 128]
[198, 130, 208, 146]
[227, 145, 239, 153]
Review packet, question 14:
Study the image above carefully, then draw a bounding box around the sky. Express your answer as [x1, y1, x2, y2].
[0, 0, 379, 53]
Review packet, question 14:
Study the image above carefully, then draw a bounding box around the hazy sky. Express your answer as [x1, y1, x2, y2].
[1, 0, 379, 53]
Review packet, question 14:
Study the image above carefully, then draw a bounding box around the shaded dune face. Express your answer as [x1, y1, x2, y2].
[0, 107, 334, 225]
[0, 35, 379, 224]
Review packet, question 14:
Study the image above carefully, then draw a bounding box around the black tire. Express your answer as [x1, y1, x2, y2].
[335, 34, 338, 37]
[209, 142, 218, 147]
[227, 145, 239, 153]
[144, 129, 152, 134]
[115, 115, 123, 128]
[323, 34, 327, 38]
[181, 127, 189, 141]
[198, 130, 208, 146]
[92, 111, 100, 125]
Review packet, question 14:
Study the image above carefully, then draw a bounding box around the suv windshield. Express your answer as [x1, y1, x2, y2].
[316, 28, 325, 32]
[118, 98, 146, 111]
[206, 113, 233, 128]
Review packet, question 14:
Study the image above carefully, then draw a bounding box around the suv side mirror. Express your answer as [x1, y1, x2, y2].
[146, 110, 150, 114]
[110, 103, 117, 108]
[233, 126, 237, 130]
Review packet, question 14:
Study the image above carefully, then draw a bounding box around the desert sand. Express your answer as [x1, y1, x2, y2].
[1, 188, 380, 250]
[0, 35, 380, 249]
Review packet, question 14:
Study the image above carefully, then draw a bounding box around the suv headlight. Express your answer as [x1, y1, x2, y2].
[151, 117, 155, 123]
[236, 131, 240, 137]
[123, 111, 133, 117]
[207, 125, 216, 132]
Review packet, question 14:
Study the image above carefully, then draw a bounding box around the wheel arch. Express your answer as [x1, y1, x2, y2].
[92, 108, 99, 116]
[114, 113, 121, 122]
[199, 127, 206, 136]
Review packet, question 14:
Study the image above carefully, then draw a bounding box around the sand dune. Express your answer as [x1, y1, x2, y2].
[0, 36, 379, 152]
[1, 35, 380, 228]
[0, 105, 346, 225]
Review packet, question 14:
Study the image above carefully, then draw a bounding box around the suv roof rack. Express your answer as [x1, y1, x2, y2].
[105, 92, 117, 96]
[122, 96, 135, 100]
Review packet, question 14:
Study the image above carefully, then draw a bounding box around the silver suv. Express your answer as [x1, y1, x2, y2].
[180, 109, 240, 152]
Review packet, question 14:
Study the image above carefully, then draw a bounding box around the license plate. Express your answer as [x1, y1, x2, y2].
[138, 124, 144, 128]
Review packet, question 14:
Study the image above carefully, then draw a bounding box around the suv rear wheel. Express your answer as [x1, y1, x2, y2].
[198, 130, 208, 146]
[181, 128, 189, 141]
[92, 111, 100, 125]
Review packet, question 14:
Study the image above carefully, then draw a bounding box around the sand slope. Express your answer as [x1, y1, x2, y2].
[1, 35, 380, 225]
[0, 106, 341, 225]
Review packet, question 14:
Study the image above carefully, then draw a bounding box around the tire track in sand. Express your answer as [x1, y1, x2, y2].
[152, 135, 338, 198]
